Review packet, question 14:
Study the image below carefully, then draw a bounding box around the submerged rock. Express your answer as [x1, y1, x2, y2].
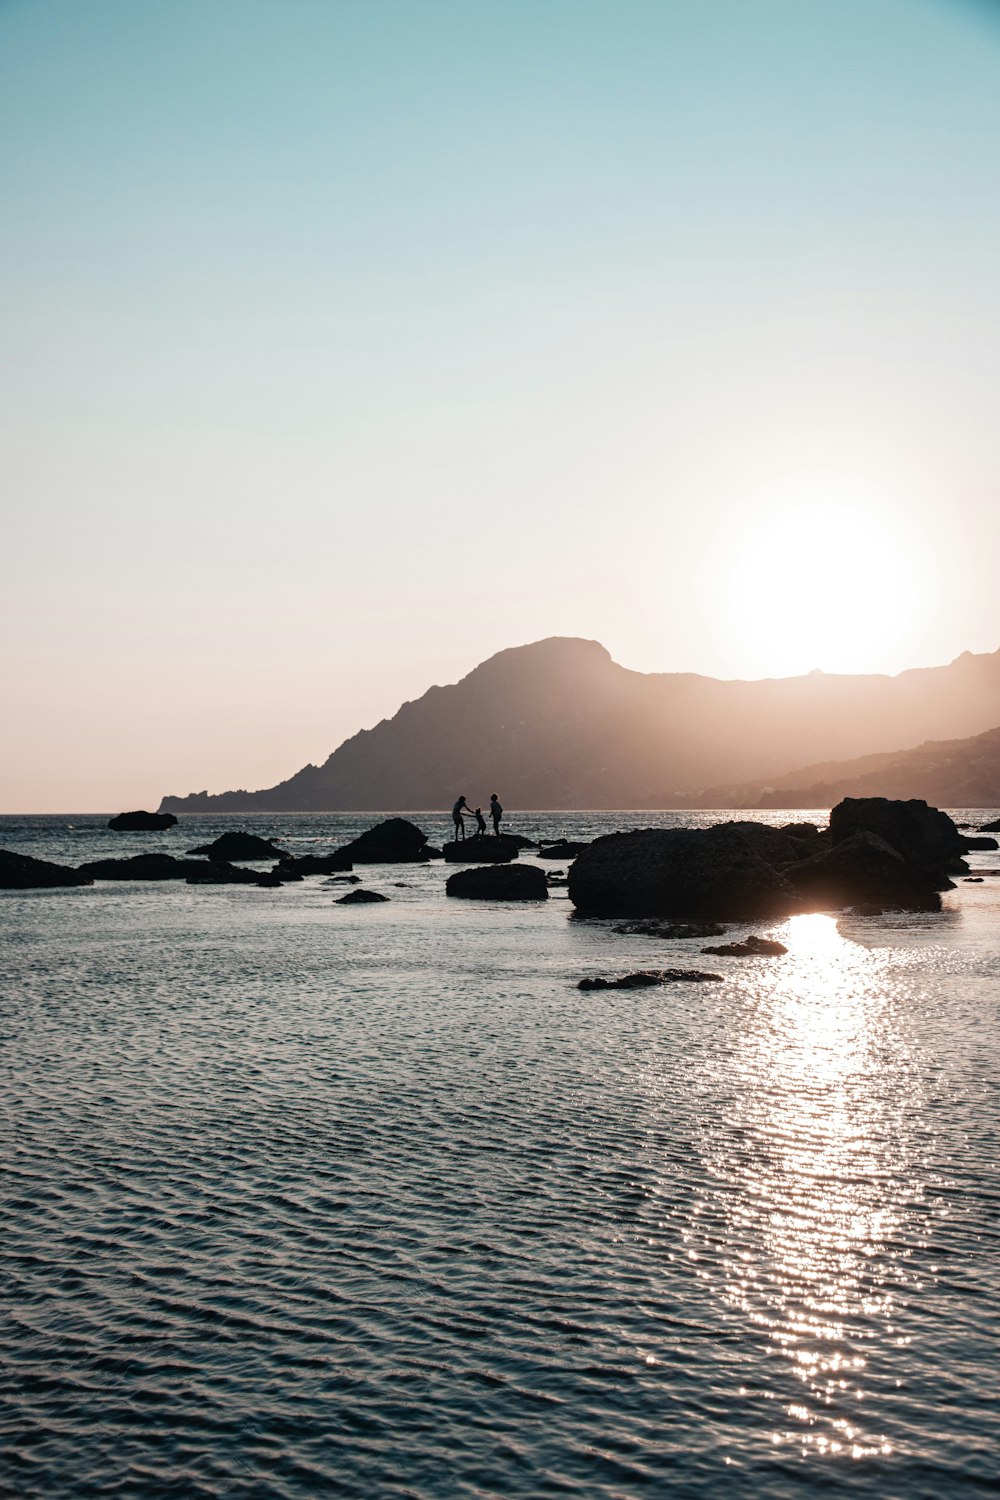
[108, 810, 177, 831]
[701, 935, 788, 957]
[446, 864, 548, 900]
[187, 831, 288, 861]
[337, 818, 430, 864]
[612, 919, 728, 939]
[323, 874, 361, 884]
[443, 835, 518, 864]
[336, 888, 389, 904]
[0, 848, 93, 889]
[579, 969, 723, 990]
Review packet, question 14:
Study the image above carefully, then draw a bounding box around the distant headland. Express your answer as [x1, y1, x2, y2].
[159, 636, 1000, 813]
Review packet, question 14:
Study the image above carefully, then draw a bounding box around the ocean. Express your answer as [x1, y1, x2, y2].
[2, 809, 999, 1497]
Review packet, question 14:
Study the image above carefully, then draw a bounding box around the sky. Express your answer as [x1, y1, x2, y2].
[2, 0, 999, 811]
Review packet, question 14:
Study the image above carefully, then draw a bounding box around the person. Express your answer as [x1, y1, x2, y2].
[474, 806, 487, 836]
[490, 792, 503, 837]
[452, 795, 470, 840]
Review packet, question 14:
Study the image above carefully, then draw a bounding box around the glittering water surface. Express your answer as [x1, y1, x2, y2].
[2, 810, 999, 1497]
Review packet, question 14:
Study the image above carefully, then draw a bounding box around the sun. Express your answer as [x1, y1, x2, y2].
[728, 501, 920, 679]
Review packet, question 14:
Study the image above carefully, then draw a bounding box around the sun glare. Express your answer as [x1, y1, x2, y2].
[729, 503, 919, 679]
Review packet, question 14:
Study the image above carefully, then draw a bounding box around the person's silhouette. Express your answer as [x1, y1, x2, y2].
[452, 795, 470, 841]
[474, 807, 487, 836]
[490, 793, 503, 837]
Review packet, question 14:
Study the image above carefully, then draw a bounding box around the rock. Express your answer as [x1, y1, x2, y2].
[446, 864, 548, 900]
[276, 851, 354, 876]
[847, 903, 884, 916]
[185, 863, 268, 884]
[960, 836, 999, 851]
[701, 935, 788, 957]
[187, 831, 289, 861]
[978, 819, 1000, 833]
[324, 874, 361, 884]
[0, 848, 93, 889]
[336, 818, 431, 864]
[964, 877, 984, 883]
[79, 854, 221, 881]
[829, 797, 964, 881]
[424, 846, 444, 859]
[336, 888, 389, 903]
[612, 919, 729, 939]
[547, 875, 568, 887]
[443, 835, 518, 864]
[538, 839, 590, 860]
[495, 833, 537, 850]
[108, 810, 178, 831]
[568, 826, 802, 920]
[784, 832, 943, 911]
[578, 969, 723, 990]
[255, 872, 285, 888]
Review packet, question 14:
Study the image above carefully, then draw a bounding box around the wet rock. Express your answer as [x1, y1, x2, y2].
[424, 846, 444, 859]
[829, 797, 964, 880]
[496, 834, 538, 850]
[277, 851, 354, 876]
[446, 864, 548, 900]
[336, 888, 389, 904]
[80, 854, 220, 881]
[108, 810, 177, 831]
[701, 935, 788, 957]
[964, 877, 984, 883]
[254, 872, 285, 888]
[324, 874, 361, 885]
[186, 862, 269, 885]
[569, 826, 801, 920]
[187, 831, 289, 861]
[443, 835, 518, 864]
[978, 818, 1000, 833]
[784, 832, 943, 911]
[960, 836, 999, 852]
[337, 818, 431, 864]
[538, 839, 590, 860]
[612, 919, 728, 939]
[0, 848, 93, 889]
[579, 969, 723, 990]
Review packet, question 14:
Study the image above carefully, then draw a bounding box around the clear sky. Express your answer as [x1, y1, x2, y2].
[2, 0, 999, 811]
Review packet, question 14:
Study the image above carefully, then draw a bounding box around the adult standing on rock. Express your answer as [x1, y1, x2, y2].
[490, 792, 503, 837]
[452, 795, 470, 841]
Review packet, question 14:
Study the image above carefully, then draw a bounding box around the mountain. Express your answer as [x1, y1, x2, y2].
[159, 636, 1000, 812]
[703, 725, 1000, 809]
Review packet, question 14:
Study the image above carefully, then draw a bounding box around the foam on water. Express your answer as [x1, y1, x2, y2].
[2, 811, 999, 1496]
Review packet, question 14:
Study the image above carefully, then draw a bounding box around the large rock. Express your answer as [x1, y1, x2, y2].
[0, 848, 94, 889]
[79, 854, 222, 881]
[336, 818, 430, 864]
[108, 810, 177, 831]
[446, 864, 548, 900]
[568, 826, 802, 920]
[829, 797, 963, 881]
[784, 832, 943, 911]
[187, 831, 289, 861]
[442, 835, 519, 864]
[336, 888, 389, 904]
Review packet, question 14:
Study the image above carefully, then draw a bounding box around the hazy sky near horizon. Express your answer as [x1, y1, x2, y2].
[3, 0, 1000, 810]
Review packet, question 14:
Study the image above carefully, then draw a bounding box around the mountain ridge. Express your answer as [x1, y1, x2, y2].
[160, 636, 1000, 812]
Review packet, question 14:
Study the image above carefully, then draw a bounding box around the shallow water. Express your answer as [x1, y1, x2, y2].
[2, 810, 999, 1496]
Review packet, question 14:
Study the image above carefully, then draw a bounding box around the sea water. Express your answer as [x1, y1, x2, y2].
[1, 810, 999, 1497]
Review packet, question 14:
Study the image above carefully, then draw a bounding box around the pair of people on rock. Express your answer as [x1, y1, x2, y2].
[451, 793, 502, 841]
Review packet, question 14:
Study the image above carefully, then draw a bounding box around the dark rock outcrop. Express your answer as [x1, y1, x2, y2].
[336, 818, 430, 864]
[961, 835, 999, 851]
[784, 832, 943, 911]
[446, 864, 548, 900]
[579, 969, 723, 990]
[979, 818, 1000, 833]
[187, 831, 288, 861]
[568, 826, 802, 920]
[0, 848, 94, 889]
[185, 863, 271, 885]
[277, 851, 354, 876]
[109, 810, 177, 831]
[442, 835, 518, 864]
[829, 797, 964, 880]
[538, 839, 590, 860]
[701, 935, 788, 957]
[79, 854, 218, 881]
[336, 888, 389, 904]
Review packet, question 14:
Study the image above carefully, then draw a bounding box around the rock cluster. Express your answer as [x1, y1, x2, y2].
[569, 799, 968, 919]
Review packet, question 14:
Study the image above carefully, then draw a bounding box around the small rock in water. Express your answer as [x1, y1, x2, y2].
[108, 810, 177, 831]
[578, 969, 723, 990]
[964, 877, 984, 883]
[612, 920, 728, 939]
[336, 888, 389, 904]
[324, 874, 361, 884]
[701, 935, 788, 957]
[978, 818, 1000, 833]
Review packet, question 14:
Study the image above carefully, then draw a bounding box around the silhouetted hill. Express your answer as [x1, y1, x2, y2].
[159, 637, 1000, 812]
[704, 725, 1000, 809]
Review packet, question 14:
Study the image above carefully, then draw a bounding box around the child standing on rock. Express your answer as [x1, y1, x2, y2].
[490, 793, 503, 837]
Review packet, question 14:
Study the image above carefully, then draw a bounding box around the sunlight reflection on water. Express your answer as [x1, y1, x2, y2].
[700, 912, 925, 1463]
